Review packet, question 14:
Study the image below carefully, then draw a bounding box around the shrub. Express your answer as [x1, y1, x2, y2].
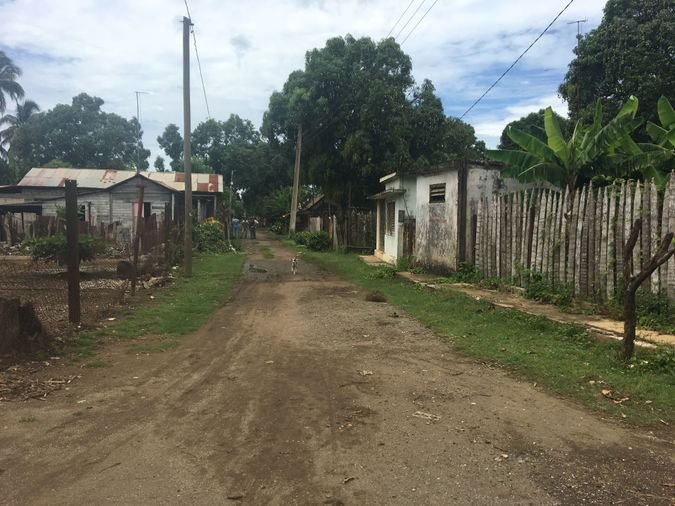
[368, 265, 397, 279]
[194, 221, 227, 253]
[522, 271, 573, 307]
[26, 234, 104, 265]
[293, 231, 310, 246]
[269, 222, 285, 235]
[305, 231, 331, 251]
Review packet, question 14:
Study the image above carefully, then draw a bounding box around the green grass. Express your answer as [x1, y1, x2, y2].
[258, 245, 275, 259]
[19, 415, 36, 423]
[67, 253, 245, 358]
[292, 246, 675, 427]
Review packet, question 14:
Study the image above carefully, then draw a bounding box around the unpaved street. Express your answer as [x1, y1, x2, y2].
[1, 234, 674, 505]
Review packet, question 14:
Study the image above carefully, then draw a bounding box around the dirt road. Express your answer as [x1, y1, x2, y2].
[1, 233, 674, 505]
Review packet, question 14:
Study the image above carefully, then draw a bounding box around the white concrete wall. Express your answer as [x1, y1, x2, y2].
[379, 175, 417, 264]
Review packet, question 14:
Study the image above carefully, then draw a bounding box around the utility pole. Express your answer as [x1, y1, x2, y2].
[567, 19, 587, 120]
[227, 169, 234, 245]
[183, 15, 193, 277]
[289, 125, 302, 235]
[134, 91, 148, 174]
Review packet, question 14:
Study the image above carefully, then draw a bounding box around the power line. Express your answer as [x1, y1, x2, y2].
[459, 0, 576, 120]
[183, 0, 211, 119]
[395, 0, 427, 40]
[400, 0, 440, 45]
[387, 0, 417, 38]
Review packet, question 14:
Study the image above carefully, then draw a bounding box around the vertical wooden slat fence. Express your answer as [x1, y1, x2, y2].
[472, 175, 675, 301]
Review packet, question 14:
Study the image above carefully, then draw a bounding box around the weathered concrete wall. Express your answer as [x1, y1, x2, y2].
[415, 171, 458, 272]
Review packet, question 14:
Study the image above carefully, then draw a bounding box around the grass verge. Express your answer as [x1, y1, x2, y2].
[291, 246, 675, 427]
[67, 253, 245, 358]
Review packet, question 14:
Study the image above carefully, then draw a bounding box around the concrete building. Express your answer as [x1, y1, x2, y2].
[369, 160, 543, 272]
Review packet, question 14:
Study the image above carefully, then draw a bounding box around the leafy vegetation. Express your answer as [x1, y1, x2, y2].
[25, 234, 105, 265]
[292, 230, 331, 251]
[559, 0, 674, 126]
[487, 97, 643, 193]
[193, 220, 228, 253]
[9, 93, 150, 178]
[67, 254, 245, 358]
[287, 246, 675, 425]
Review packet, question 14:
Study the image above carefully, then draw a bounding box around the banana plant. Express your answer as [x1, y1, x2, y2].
[627, 96, 675, 189]
[487, 96, 642, 194]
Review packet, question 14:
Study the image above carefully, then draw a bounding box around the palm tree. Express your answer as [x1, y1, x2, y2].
[0, 51, 25, 114]
[0, 99, 39, 160]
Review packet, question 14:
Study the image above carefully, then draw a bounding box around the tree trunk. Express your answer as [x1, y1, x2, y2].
[622, 289, 636, 359]
[622, 218, 675, 360]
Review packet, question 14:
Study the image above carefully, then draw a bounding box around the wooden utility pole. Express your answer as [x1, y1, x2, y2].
[226, 169, 234, 244]
[567, 19, 587, 119]
[289, 125, 303, 234]
[64, 180, 80, 323]
[183, 15, 193, 277]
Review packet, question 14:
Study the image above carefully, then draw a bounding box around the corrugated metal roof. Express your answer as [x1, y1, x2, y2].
[18, 168, 223, 193]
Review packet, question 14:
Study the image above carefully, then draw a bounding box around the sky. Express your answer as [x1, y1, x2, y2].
[0, 0, 608, 164]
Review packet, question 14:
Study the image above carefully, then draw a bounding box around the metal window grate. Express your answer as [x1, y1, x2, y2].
[386, 202, 395, 235]
[429, 183, 446, 203]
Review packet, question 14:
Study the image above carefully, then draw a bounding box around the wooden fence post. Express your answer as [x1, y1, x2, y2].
[65, 179, 80, 323]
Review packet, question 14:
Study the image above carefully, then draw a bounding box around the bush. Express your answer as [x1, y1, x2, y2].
[522, 271, 573, 307]
[293, 231, 310, 246]
[269, 222, 286, 235]
[194, 221, 227, 253]
[305, 231, 331, 251]
[26, 234, 104, 265]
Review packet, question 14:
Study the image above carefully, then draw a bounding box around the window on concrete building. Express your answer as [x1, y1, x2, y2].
[386, 202, 395, 235]
[429, 183, 446, 203]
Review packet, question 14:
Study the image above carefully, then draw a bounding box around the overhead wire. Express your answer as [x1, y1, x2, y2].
[459, 0, 576, 119]
[399, 0, 440, 45]
[394, 0, 427, 40]
[387, 0, 417, 38]
[183, 0, 212, 119]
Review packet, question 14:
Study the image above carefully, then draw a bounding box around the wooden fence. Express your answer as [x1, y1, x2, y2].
[473, 174, 675, 301]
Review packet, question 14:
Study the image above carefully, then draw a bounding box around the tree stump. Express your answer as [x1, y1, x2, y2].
[0, 298, 45, 354]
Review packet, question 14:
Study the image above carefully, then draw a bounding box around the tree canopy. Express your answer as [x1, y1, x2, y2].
[498, 109, 571, 151]
[261, 35, 483, 207]
[559, 0, 675, 126]
[157, 123, 183, 171]
[9, 93, 148, 178]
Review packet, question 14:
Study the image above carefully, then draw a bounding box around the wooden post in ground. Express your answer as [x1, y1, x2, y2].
[131, 184, 145, 295]
[65, 179, 81, 323]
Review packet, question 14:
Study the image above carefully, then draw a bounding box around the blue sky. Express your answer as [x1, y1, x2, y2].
[1, 0, 608, 162]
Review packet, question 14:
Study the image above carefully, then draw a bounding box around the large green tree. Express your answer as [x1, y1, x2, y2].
[559, 0, 675, 125]
[157, 123, 183, 171]
[9, 93, 148, 178]
[263, 36, 443, 207]
[0, 51, 24, 114]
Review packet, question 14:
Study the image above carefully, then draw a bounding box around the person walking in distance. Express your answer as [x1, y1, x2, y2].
[249, 217, 257, 239]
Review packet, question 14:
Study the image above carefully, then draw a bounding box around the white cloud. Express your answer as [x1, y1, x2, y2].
[0, 0, 606, 162]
